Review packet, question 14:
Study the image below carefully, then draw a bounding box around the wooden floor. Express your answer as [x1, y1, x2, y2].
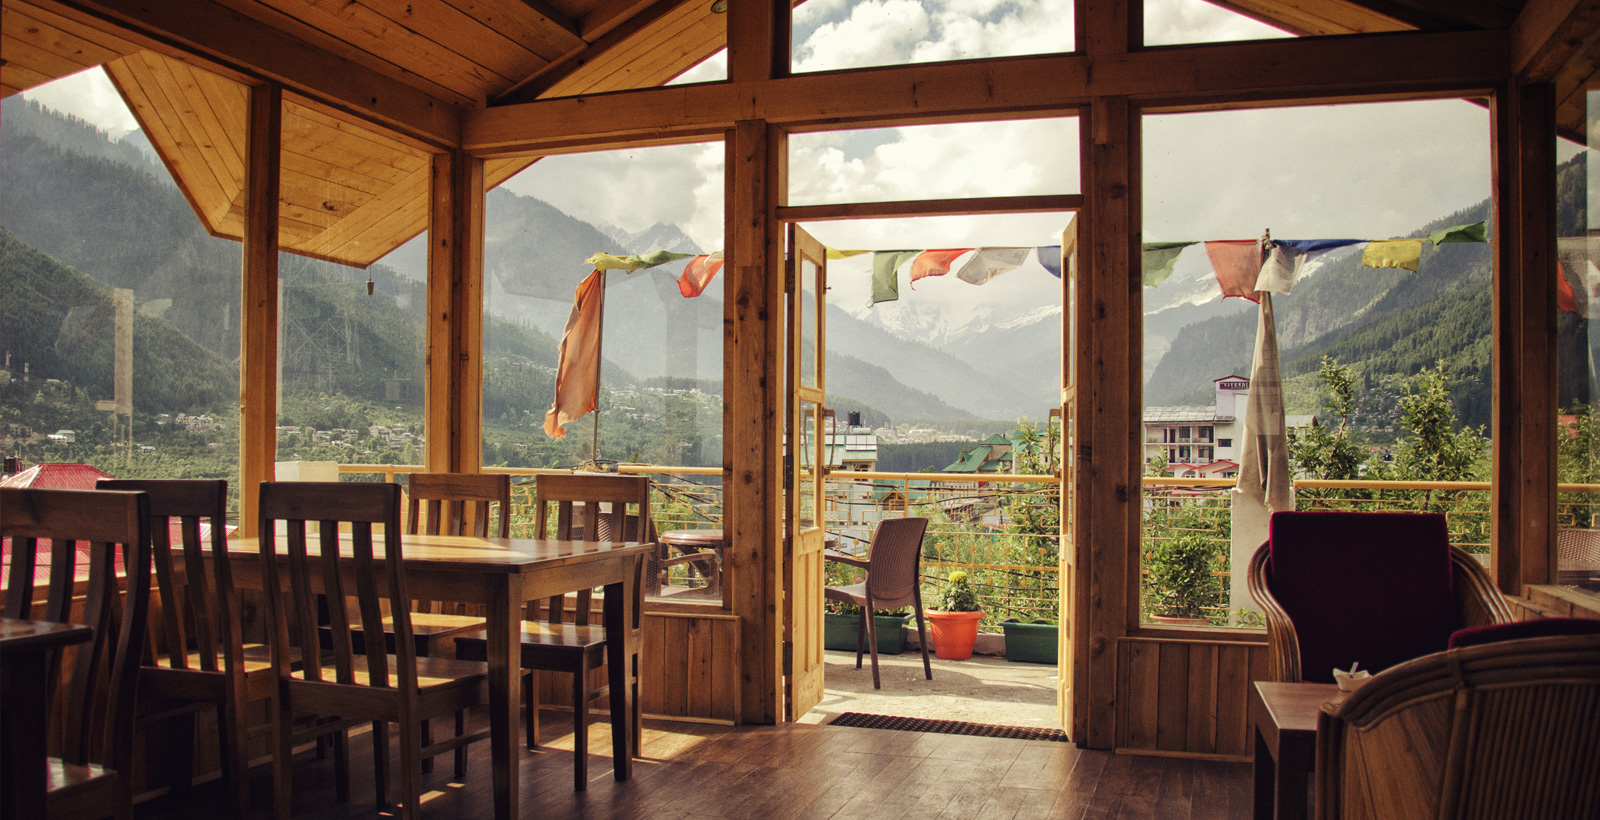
[134, 711, 1254, 819]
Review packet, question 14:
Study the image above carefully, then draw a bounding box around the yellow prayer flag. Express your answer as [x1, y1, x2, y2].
[1361, 239, 1423, 272]
[826, 248, 871, 260]
[585, 252, 645, 271]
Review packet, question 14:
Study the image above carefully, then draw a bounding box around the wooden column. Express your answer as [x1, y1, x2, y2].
[239, 83, 281, 537]
[726, 0, 789, 82]
[1492, 82, 1559, 592]
[726, 120, 785, 724]
[425, 149, 485, 473]
[1078, 94, 1140, 750]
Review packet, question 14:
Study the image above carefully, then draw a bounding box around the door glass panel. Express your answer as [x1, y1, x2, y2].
[798, 400, 819, 529]
[800, 257, 819, 390]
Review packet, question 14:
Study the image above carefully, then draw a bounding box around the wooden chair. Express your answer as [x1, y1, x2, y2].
[1316, 632, 1600, 819]
[824, 517, 933, 690]
[1247, 510, 1512, 683]
[345, 472, 511, 658]
[1, 487, 152, 820]
[96, 478, 265, 817]
[257, 481, 490, 820]
[453, 472, 649, 791]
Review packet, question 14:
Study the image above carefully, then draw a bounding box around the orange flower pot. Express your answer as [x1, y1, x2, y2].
[924, 609, 985, 660]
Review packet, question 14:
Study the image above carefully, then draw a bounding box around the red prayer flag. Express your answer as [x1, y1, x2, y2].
[678, 251, 725, 297]
[910, 249, 972, 284]
[1205, 240, 1265, 302]
[544, 270, 604, 439]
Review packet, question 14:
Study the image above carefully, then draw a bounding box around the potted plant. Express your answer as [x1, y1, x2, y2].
[924, 570, 985, 659]
[1143, 532, 1224, 626]
[1000, 618, 1058, 664]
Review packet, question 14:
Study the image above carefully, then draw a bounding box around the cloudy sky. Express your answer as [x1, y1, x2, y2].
[24, 0, 1556, 308]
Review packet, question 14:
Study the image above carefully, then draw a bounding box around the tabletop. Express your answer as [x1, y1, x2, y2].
[0, 618, 93, 653]
[228, 532, 653, 572]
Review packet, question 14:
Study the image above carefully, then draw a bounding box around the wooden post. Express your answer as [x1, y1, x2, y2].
[727, 0, 789, 83]
[726, 120, 785, 724]
[1492, 82, 1559, 592]
[425, 149, 485, 473]
[1079, 93, 1140, 750]
[239, 83, 281, 537]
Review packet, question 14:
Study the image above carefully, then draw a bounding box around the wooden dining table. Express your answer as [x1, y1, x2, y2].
[227, 532, 652, 820]
[0, 618, 95, 820]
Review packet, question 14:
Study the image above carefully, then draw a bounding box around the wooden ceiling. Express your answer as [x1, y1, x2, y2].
[7, 0, 1600, 268]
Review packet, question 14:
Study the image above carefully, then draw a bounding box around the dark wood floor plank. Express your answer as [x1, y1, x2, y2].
[130, 714, 1254, 820]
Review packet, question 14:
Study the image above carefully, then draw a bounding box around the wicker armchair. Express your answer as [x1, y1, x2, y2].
[1316, 632, 1600, 819]
[1247, 511, 1511, 683]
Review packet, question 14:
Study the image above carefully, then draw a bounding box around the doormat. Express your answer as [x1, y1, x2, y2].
[827, 712, 1068, 742]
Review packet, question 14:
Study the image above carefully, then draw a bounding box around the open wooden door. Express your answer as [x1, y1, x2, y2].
[784, 224, 829, 721]
[1058, 215, 1085, 740]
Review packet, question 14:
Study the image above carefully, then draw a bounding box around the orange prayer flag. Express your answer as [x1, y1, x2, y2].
[910, 249, 972, 284]
[678, 251, 725, 297]
[544, 270, 604, 439]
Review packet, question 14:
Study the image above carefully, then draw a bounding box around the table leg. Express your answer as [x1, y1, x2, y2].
[1275, 733, 1313, 820]
[1252, 727, 1274, 820]
[488, 581, 520, 820]
[1, 653, 48, 820]
[604, 556, 639, 780]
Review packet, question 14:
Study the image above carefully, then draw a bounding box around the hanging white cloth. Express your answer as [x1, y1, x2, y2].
[1228, 291, 1295, 623]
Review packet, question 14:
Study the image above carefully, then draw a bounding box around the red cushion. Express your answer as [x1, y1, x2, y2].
[1448, 617, 1600, 650]
[1267, 511, 1459, 683]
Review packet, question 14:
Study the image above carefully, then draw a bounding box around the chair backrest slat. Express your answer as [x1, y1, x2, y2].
[866, 517, 929, 606]
[406, 472, 511, 539]
[532, 473, 650, 625]
[98, 479, 232, 673]
[259, 481, 413, 692]
[0, 487, 151, 774]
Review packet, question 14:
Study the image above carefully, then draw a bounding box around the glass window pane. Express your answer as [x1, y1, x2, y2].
[793, 0, 1075, 74]
[1141, 100, 1493, 628]
[1557, 90, 1600, 599]
[2, 68, 242, 512]
[1144, 0, 1293, 47]
[789, 118, 1080, 206]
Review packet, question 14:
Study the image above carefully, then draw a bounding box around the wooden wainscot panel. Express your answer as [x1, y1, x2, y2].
[640, 609, 741, 724]
[1116, 635, 1270, 760]
[1518, 585, 1600, 619]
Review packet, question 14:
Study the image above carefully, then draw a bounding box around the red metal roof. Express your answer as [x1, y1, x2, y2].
[0, 463, 114, 490]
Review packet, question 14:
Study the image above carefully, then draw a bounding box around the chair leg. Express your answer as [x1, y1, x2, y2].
[914, 608, 933, 681]
[421, 718, 433, 774]
[333, 728, 351, 804]
[219, 701, 252, 820]
[400, 718, 423, 820]
[370, 722, 388, 808]
[572, 666, 589, 792]
[273, 697, 294, 820]
[865, 613, 881, 690]
[454, 709, 468, 779]
[526, 671, 541, 750]
[854, 612, 866, 670]
[166, 711, 197, 800]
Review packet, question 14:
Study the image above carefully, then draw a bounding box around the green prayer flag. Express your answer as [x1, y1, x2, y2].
[1142, 242, 1194, 287]
[1427, 221, 1489, 246]
[585, 250, 695, 271]
[871, 251, 919, 304]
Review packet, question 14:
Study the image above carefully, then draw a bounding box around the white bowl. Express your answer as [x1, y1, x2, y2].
[1333, 668, 1372, 692]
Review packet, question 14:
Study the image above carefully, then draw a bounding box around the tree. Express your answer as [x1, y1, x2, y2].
[1289, 357, 1368, 481]
[1385, 360, 1488, 483]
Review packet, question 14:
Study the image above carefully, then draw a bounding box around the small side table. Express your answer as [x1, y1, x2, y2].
[1, 618, 94, 820]
[656, 529, 723, 596]
[1250, 681, 1337, 820]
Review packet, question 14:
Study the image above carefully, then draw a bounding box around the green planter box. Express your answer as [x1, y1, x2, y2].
[823, 612, 908, 655]
[1001, 620, 1059, 664]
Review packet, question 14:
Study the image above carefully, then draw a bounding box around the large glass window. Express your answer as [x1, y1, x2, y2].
[1555, 90, 1600, 602]
[484, 143, 725, 602]
[1144, 0, 1292, 47]
[2, 68, 242, 512]
[1141, 99, 1494, 627]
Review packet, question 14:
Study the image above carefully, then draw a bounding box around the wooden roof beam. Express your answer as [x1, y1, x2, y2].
[1512, 0, 1600, 81]
[491, 0, 694, 105]
[26, 0, 462, 148]
[465, 29, 1508, 155]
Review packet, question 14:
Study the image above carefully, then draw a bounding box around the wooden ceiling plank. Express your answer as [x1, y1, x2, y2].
[0, 31, 105, 82]
[5, 2, 139, 61]
[193, 65, 251, 174]
[469, 29, 1507, 153]
[133, 52, 246, 199]
[1, 63, 54, 96]
[579, 0, 661, 40]
[25, 0, 462, 148]
[493, 0, 695, 104]
[3, 5, 131, 73]
[1201, 1, 1402, 35]
[238, 0, 510, 103]
[163, 57, 249, 192]
[542, 0, 712, 96]
[105, 53, 236, 229]
[484, 155, 535, 189]
[279, 164, 382, 214]
[298, 170, 432, 262]
[450, 0, 582, 59]
[282, 99, 434, 165]
[279, 137, 419, 192]
[1512, 0, 1600, 81]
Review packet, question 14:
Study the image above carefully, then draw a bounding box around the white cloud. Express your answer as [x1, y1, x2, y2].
[1144, 0, 1289, 46]
[20, 67, 140, 138]
[501, 143, 725, 251]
